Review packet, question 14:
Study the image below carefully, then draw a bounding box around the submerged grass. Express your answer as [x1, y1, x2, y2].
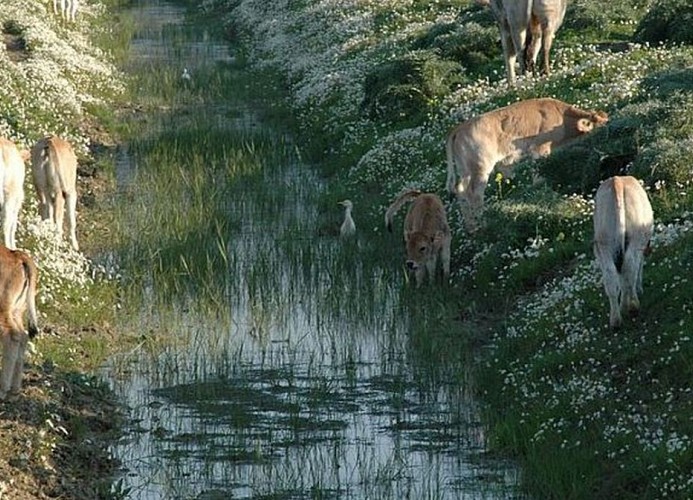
[215, 0, 693, 498]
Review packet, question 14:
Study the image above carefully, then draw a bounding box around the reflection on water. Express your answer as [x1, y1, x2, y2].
[103, 1, 521, 498]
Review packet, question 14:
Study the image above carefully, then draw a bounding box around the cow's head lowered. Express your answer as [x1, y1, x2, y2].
[570, 108, 609, 135]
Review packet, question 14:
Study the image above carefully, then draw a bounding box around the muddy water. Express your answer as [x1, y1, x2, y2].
[103, 1, 521, 498]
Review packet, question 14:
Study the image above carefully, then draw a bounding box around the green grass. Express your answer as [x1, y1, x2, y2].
[215, 0, 693, 498]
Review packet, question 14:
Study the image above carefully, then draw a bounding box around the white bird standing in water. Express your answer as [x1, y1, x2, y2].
[181, 68, 192, 82]
[339, 199, 356, 238]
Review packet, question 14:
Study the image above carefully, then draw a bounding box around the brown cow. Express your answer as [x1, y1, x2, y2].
[385, 189, 451, 287]
[0, 138, 27, 250]
[446, 98, 608, 231]
[593, 176, 653, 329]
[0, 246, 39, 400]
[31, 135, 79, 251]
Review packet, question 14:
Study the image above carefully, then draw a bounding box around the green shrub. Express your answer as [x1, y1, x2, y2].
[361, 50, 466, 124]
[640, 68, 693, 100]
[535, 137, 608, 195]
[564, 0, 652, 33]
[2, 19, 23, 36]
[411, 20, 500, 75]
[634, 0, 693, 44]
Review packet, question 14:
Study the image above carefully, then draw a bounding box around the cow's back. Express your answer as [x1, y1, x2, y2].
[406, 194, 449, 235]
[620, 177, 653, 241]
[0, 246, 26, 315]
[32, 136, 77, 191]
[456, 98, 571, 154]
[0, 138, 25, 197]
[532, 0, 567, 26]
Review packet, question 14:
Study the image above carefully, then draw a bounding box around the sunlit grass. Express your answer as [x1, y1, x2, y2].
[222, 0, 693, 498]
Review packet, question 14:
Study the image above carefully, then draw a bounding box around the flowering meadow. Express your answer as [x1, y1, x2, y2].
[1, 0, 124, 322]
[0, 2, 127, 495]
[218, 0, 693, 497]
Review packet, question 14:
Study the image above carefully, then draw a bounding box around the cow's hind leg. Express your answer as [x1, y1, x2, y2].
[595, 245, 623, 329]
[9, 331, 28, 395]
[65, 191, 79, 251]
[37, 191, 51, 221]
[441, 241, 451, 283]
[54, 192, 66, 242]
[621, 247, 643, 317]
[0, 332, 21, 400]
[462, 174, 489, 232]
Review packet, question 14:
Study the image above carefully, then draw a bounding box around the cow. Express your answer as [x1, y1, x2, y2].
[0, 138, 27, 250]
[53, 0, 79, 22]
[385, 189, 451, 287]
[0, 246, 39, 400]
[477, 0, 567, 84]
[593, 176, 653, 330]
[445, 98, 608, 231]
[338, 199, 356, 238]
[477, 0, 532, 85]
[31, 135, 79, 251]
[526, 0, 568, 76]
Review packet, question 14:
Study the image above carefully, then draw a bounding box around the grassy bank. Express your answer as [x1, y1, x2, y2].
[0, 0, 137, 497]
[214, 0, 693, 498]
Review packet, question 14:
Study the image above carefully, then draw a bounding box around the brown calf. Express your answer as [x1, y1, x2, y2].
[0, 246, 39, 400]
[385, 189, 451, 287]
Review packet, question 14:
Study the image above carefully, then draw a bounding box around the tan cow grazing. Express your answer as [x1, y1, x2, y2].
[593, 176, 653, 330]
[31, 135, 79, 251]
[0, 138, 27, 250]
[385, 189, 451, 287]
[0, 246, 39, 400]
[526, 0, 568, 76]
[446, 98, 608, 231]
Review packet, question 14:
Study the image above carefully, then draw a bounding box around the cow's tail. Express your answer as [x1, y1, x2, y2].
[45, 136, 60, 175]
[0, 154, 5, 210]
[385, 189, 421, 233]
[445, 129, 458, 196]
[19, 254, 39, 338]
[614, 181, 627, 274]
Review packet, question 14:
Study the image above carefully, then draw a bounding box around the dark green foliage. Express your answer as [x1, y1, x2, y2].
[361, 50, 466, 125]
[535, 131, 611, 195]
[564, 0, 652, 33]
[411, 21, 500, 75]
[634, 0, 693, 45]
[2, 19, 23, 36]
[640, 67, 693, 98]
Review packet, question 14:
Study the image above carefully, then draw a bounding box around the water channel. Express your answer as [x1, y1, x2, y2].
[102, 1, 522, 498]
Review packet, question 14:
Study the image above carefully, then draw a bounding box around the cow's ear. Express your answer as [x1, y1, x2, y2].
[594, 111, 609, 124]
[577, 118, 594, 133]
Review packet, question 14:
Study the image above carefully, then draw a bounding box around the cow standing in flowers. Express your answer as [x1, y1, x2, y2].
[446, 98, 608, 231]
[593, 176, 653, 329]
[476, 0, 567, 85]
[31, 135, 80, 251]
